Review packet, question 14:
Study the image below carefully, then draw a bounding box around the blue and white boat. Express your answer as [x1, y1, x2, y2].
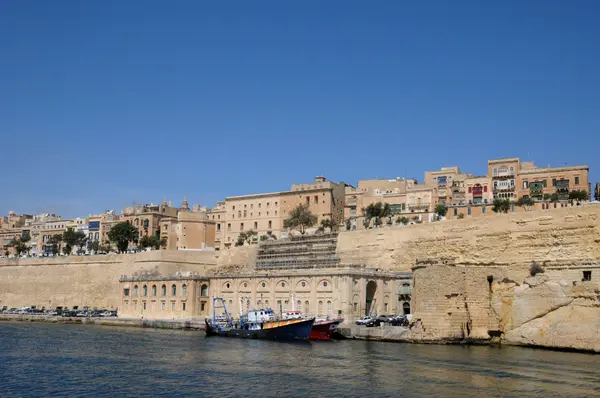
[205, 297, 314, 340]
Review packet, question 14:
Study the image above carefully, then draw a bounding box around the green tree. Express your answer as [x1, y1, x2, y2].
[345, 218, 352, 231]
[569, 190, 589, 204]
[140, 235, 167, 250]
[90, 240, 101, 253]
[543, 193, 551, 201]
[48, 235, 62, 255]
[434, 204, 447, 217]
[396, 216, 409, 225]
[62, 228, 87, 255]
[365, 202, 391, 227]
[492, 199, 511, 213]
[9, 235, 29, 257]
[516, 196, 535, 208]
[107, 222, 138, 253]
[235, 230, 258, 246]
[283, 203, 318, 234]
[550, 193, 559, 203]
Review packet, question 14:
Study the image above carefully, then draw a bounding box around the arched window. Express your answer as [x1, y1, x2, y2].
[171, 284, 177, 296]
[200, 284, 208, 296]
[163, 225, 168, 231]
[161, 284, 166, 296]
[318, 301, 323, 315]
[152, 285, 157, 296]
[182, 284, 188, 297]
[305, 301, 309, 313]
[403, 302, 411, 315]
[327, 300, 332, 315]
[143, 285, 147, 296]
[265, 300, 269, 308]
[95, 232, 99, 240]
[134, 218, 139, 226]
[297, 300, 302, 312]
[133, 285, 139, 296]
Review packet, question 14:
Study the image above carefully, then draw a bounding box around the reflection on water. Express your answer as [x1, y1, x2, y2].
[0, 322, 598, 397]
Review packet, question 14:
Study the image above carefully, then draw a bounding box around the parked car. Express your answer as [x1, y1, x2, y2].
[365, 319, 382, 328]
[377, 315, 393, 323]
[390, 316, 409, 327]
[355, 316, 374, 325]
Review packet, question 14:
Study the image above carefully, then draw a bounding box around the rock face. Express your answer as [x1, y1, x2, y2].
[337, 206, 600, 271]
[411, 262, 600, 352]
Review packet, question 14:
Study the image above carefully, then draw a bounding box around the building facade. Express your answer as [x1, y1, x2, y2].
[119, 274, 211, 319]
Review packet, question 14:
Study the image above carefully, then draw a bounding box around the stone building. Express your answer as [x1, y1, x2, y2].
[488, 157, 589, 201]
[119, 273, 211, 319]
[424, 166, 473, 206]
[209, 176, 345, 250]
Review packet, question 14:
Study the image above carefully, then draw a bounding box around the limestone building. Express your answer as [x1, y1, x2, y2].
[488, 157, 589, 201]
[119, 273, 211, 319]
[209, 176, 345, 250]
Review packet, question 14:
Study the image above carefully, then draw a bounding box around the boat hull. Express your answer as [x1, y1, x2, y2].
[310, 319, 343, 341]
[206, 318, 315, 341]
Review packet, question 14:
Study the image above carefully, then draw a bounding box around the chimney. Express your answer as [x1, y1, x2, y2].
[315, 176, 326, 183]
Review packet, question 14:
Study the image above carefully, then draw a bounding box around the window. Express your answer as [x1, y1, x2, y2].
[523, 181, 529, 189]
[262, 282, 266, 288]
[217, 224, 221, 232]
[161, 285, 166, 296]
[134, 285, 139, 296]
[201, 284, 208, 296]
[143, 302, 147, 310]
[552, 179, 557, 187]
[268, 220, 272, 229]
[305, 301, 309, 313]
[143, 285, 148, 296]
[493, 168, 497, 176]
[327, 301, 332, 314]
[297, 300, 302, 312]
[161, 302, 166, 311]
[275, 211, 277, 216]
[182, 284, 188, 296]
[483, 186, 487, 193]
[301, 282, 306, 287]
[171, 302, 176, 311]
[467, 207, 472, 216]
[171, 284, 177, 296]
[250, 204, 253, 209]
[254, 222, 258, 230]
[468, 187, 472, 193]
[482, 206, 486, 214]
[240, 223, 244, 230]
[306, 197, 310, 205]
[258, 203, 261, 208]
[454, 208, 458, 216]
[124, 288, 130, 297]
[353, 302, 358, 312]
[182, 302, 186, 311]
[152, 285, 157, 296]
[227, 223, 231, 231]
[583, 271, 591, 281]
[201, 302, 205, 312]
[575, 176, 580, 185]
[314, 195, 318, 204]
[125, 301, 129, 310]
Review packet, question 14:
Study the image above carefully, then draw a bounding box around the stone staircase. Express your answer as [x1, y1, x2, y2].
[255, 233, 341, 270]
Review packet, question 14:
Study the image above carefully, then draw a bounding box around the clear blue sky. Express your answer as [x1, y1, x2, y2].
[1, 1, 598, 218]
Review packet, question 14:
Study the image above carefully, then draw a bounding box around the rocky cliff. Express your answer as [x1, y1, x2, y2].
[410, 261, 600, 352]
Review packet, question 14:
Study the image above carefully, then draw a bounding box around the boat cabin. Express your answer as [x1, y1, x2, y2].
[282, 311, 303, 320]
[246, 309, 275, 323]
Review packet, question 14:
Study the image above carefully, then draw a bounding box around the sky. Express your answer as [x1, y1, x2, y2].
[1, 1, 599, 218]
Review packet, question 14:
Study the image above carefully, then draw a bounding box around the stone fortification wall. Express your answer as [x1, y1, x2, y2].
[0, 251, 218, 310]
[410, 261, 600, 352]
[337, 205, 600, 271]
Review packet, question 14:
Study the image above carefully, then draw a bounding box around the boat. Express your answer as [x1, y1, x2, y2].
[205, 298, 315, 341]
[281, 310, 344, 341]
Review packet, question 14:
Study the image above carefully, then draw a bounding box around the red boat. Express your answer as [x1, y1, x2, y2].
[281, 311, 343, 341]
[310, 318, 344, 341]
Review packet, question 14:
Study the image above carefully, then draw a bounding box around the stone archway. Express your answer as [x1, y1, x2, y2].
[403, 302, 411, 315]
[366, 281, 377, 316]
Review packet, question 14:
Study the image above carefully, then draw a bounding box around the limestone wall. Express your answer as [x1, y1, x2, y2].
[410, 262, 600, 352]
[337, 205, 600, 271]
[0, 251, 218, 310]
